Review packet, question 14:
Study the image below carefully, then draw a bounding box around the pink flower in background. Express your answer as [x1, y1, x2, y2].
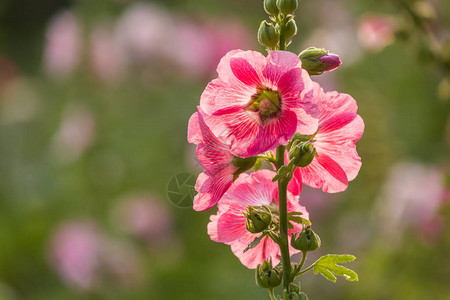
[208, 170, 309, 269]
[376, 162, 447, 244]
[113, 194, 174, 244]
[43, 11, 81, 78]
[201, 50, 317, 158]
[90, 24, 128, 84]
[358, 14, 396, 52]
[50, 221, 101, 291]
[171, 18, 253, 78]
[292, 82, 364, 193]
[50, 220, 145, 291]
[115, 3, 173, 63]
[188, 108, 237, 211]
[52, 105, 96, 162]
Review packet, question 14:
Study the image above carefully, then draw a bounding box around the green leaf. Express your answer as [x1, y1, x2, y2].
[313, 254, 358, 282]
[243, 234, 266, 253]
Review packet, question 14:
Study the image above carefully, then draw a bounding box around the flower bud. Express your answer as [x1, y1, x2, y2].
[284, 19, 297, 40]
[299, 47, 342, 75]
[256, 259, 282, 289]
[244, 206, 272, 233]
[264, 0, 279, 16]
[290, 143, 316, 168]
[291, 226, 321, 252]
[258, 21, 279, 49]
[276, 0, 298, 15]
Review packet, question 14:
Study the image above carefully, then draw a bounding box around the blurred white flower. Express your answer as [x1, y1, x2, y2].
[43, 11, 82, 78]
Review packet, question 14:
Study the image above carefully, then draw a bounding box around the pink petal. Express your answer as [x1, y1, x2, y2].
[230, 233, 281, 269]
[230, 57, 261, 86]
[193, 169, 234, 211]
[300, 153, 349, 193]
[288, 167, 302, 196]
[263, 51, 302, 88]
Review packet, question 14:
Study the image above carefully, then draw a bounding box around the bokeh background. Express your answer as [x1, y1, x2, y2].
[0, 0, 449, 299]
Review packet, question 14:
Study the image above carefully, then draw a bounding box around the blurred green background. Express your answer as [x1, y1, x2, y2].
[0, 0, 449, 299]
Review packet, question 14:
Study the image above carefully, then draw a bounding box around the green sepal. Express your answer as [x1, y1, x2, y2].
[312, 254, 359, 282]
[244, 233, 266, 253]
[254, 158, 263, 171]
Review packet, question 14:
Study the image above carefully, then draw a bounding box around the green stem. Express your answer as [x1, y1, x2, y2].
[268, 288, 278, 300]
[297, 264, 315, 276]
[276, 145, 291, 292]
[298, 251, 307, 270]
[278, 17, 286, 51]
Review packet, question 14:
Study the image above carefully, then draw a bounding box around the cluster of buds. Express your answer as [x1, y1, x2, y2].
[255, 259, 282, 289]
[258, 0, 299, 50]
[299, 47, 342, 76]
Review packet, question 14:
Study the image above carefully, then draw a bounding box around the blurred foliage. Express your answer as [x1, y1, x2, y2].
[0, 0, 449, 299]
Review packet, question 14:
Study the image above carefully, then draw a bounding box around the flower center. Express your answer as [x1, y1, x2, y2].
[246, 88, 281, 120]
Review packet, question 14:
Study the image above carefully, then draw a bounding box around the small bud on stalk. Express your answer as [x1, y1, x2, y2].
[276, 0, 298, 15]
[299, 47, 342, 75]
[285, 19, 298, 40]
[291, 226, 321, 252]
[244, 206, 273, 233]
[258, 21, 279, 49]
[290, 142, 316, 168]
[264, 0, 279, 16]
[256, 259, 282, 289]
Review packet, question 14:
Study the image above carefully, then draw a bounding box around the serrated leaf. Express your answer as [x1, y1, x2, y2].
[313, 254, 358, 282]
[243, 234, 266, 253]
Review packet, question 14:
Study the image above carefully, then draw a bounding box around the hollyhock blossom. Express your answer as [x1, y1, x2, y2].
[188, 108, 238, 211]
[292, 83, 364, 193]
[200, 50, 318, 158]
[208, 170, 309, 269]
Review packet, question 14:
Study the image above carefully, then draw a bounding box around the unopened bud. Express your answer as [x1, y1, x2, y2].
[244, 206, 272, 233]
[285, 19, 297, 40]
[256, 259, 282, 289]
[276, 0, 298, 15]
[299, 47, 342, 75]
[290, 142, 316, 167]
[291, 226, 321, 252]
[264, 0, 279, 16]
[258, 21, 279, 49]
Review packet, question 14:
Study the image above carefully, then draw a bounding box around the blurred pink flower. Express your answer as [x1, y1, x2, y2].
[50, 221, 101, 291]
[43, 11, 82, 78]
[90, 23, 128, 84]
[115, 3, 173, 63]
[171, 18, 253, 78]
[52, 105, 96, 162]
[358, 14, 396, 52]
[114, 194, 174, 245]
[50, 220, 145, 291]
[376, 162, 447, 243]
[208, 170, 309, 269]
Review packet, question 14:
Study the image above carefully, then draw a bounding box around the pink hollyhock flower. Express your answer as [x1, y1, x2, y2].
[43, 11, 81, 78]
[208, 170, 309, 269]
[358, 14, 396, 52]
[188, 108, 238, 211]
[292, 82, 364, 193]
[200, 50, 318, 158]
